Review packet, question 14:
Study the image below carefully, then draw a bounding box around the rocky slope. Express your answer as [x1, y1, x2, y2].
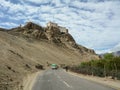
[8, 22, 96, 56]
[0, 22, 99, 90]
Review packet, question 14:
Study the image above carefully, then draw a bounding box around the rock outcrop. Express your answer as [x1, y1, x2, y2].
[6, 21, 99, 59]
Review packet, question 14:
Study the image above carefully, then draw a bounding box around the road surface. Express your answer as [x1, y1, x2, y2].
[32, 69, 115, 90]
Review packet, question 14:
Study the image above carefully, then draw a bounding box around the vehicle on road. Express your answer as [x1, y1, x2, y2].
[51, 64, 58, 70]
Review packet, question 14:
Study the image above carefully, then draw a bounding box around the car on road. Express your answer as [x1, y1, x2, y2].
[51, 64, 58, 70]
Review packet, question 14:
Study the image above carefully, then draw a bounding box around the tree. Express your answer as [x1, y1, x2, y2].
[104, 53, 114, 60]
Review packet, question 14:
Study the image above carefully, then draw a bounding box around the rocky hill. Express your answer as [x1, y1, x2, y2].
[8, 22, 96, 56]
[0, 22, 99, 90]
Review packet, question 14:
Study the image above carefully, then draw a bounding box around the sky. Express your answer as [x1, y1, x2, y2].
[0, 0, 120, 54]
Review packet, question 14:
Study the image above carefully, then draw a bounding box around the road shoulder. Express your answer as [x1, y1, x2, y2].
[68, 71, 120, 90]
[23, 71, 42, 90]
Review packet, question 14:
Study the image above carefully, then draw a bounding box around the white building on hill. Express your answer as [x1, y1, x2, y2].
[47, 21, 58, 27]
[58, 26, 68, 33]
[47, 21, 68, 34]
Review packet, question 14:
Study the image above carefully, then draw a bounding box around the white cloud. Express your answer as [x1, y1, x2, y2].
[24, 0, 51, 4]
[111, 43, 120, 52]
[0, 12, 4, 18]
[0, 22, 19, 28]
[96, 49, 112, 54]
[0, 0, 120, 54]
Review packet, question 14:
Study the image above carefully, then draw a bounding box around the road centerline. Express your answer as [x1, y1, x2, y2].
[62, 80, 72, 88]
[56, 72, 72, 88]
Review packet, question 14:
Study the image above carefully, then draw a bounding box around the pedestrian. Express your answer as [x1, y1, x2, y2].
[65, 66, 68, 72]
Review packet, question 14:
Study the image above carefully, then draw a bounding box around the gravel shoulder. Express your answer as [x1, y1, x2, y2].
[68, 71, 120, 90]
[23, 71, 42, 90]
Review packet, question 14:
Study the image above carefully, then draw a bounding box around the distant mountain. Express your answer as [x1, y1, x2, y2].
[113, 51, 120, 57]
[99, 51, 120, 59]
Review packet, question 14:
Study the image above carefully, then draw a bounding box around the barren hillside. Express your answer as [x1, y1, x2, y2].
[0, 22, 99, 90]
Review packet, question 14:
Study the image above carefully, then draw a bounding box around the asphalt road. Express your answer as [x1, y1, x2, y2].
[32, 69, 115, 90]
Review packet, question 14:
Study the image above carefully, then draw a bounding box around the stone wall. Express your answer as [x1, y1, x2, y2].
[58, 26, 68, 33]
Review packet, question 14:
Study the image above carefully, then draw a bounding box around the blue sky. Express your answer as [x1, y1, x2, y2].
[0, 0, 120, 54]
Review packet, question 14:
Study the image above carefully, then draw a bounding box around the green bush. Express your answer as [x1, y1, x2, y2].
[69, 54, 120, 80]
[116, 71, 120, 80]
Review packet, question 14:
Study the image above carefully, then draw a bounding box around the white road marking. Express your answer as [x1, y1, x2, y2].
[56, 70, 72, 88]
[63, 81, 72, 88]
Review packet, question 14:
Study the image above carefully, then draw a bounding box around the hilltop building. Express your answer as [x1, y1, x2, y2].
[58, 26, 68, 34]
[47, 21, 58, 27]
[47, 21, 68, 34]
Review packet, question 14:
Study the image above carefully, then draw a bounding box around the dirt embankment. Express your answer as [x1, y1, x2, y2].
[69, 71, 120, 90]
[23, 71, 42, 90]
[0, 31, 81, 90]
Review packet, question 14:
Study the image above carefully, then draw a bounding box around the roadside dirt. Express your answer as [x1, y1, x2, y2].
[23, 71, 42, 90]
[68, 71, 120, 90]
[0, 27, 99, 90]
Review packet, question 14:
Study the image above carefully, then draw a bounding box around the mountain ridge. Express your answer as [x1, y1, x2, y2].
[114, 51, 120, 56]
[7, 21, 96, 56]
